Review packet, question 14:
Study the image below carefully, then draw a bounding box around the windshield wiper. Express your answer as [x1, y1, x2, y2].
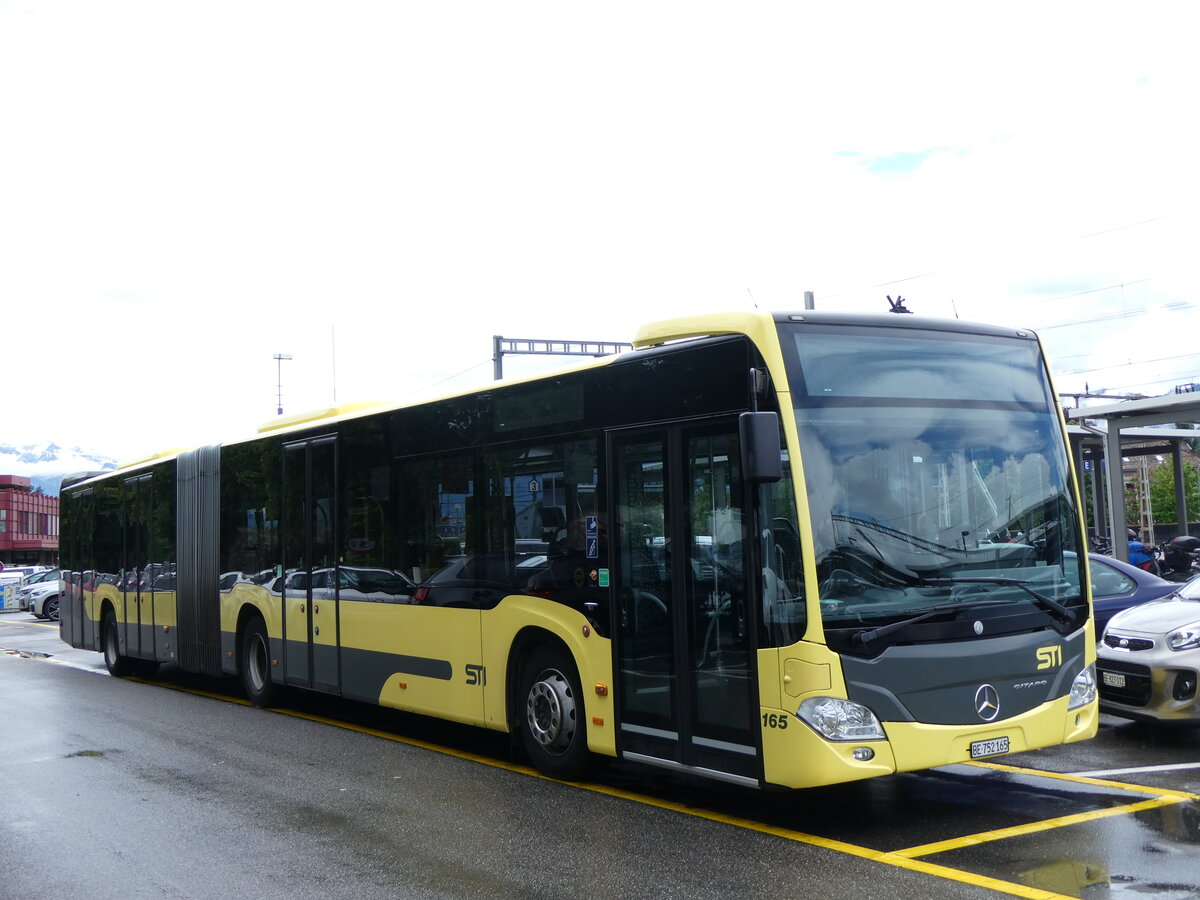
[918, 576, 1074, 619]
[852, 598, 1010, 646]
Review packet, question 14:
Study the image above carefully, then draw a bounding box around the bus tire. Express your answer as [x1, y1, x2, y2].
[518, 645, 590, 779]
[240, 617, 278, 708]
[101, 609, 133, 677]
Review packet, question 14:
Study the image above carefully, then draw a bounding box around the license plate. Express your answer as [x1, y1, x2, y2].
[970, 736, 1010, 759]
[1102, 671, 1126, 689]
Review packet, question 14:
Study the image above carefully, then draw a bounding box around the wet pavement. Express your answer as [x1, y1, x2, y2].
[3, 609, 1198, 899]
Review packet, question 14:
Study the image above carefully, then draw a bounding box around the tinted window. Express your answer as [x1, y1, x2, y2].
[1088, 558, 1136, 597]
[220, 439, 281, 580]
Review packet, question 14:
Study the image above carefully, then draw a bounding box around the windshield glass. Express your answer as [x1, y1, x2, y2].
[1177, 577, 1200, 601]
[780, 322, 1086, 649]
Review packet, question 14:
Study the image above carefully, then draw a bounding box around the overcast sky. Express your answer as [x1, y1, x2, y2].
[3, 1, 1197, 462]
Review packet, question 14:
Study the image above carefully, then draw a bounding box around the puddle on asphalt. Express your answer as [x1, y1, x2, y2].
[64, 749, 122, 759]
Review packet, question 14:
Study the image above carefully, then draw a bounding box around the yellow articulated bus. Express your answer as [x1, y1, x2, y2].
[59, 311, 1097, 789]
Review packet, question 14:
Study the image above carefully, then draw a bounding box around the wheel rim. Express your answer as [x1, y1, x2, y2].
[247, 633, 268, 693]
[46, 599, 58, 620]
[103, 620, 118, 667]
[525, 668, 576, 754]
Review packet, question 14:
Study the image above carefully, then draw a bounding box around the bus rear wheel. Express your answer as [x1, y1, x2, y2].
[240, 617, 278, 707]
[101, 609, 133, 677]
[519, 646, 590, 779]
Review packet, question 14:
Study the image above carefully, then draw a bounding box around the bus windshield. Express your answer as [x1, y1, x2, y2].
[779, 322, 1087, 650]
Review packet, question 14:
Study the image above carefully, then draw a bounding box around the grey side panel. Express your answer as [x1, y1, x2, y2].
[177, 445, 223, 676]
[337, 644, 454, 703]
[841, 629, 1087, 725]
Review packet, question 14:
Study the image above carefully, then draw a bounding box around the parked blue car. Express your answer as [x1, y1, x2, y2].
[1066, 551, 1180, 636]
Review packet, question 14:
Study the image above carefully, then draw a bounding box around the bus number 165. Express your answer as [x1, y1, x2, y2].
[762, 713, 789, 730]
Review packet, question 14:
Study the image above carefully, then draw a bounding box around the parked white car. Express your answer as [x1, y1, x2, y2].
[22, 580, 62, 620]
[1097, 575, 1200, 725]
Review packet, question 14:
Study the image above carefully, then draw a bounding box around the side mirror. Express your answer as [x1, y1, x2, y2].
[740, 411, 782, 483]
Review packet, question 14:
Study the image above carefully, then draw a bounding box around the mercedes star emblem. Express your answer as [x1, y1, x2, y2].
[975, 684, 1000, 722]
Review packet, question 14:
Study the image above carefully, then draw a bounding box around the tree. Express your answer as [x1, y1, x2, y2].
[1149, 459, 1200, 524]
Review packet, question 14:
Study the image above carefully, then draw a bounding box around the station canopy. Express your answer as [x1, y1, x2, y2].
[1066, 391, 1200, 562]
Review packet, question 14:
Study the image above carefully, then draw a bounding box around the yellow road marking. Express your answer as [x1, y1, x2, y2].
[0, 618, 60, 630]
[888, 762, 1200, 860]
[895, 794, 1189, 859]
[969, 759, 1200, 801]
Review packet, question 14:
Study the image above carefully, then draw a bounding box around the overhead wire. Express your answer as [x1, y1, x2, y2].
[816, 210, 1190, 302]
[812, 209, 1197, 397]
[403, 358, 494, 395]
[1058, 350, 1200, 377]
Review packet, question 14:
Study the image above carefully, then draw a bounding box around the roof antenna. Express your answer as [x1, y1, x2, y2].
[887, 295, 913, 314]
[747, 288, 758, 309]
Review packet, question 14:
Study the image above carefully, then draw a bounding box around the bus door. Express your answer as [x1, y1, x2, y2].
[281, 435, 340, 693]
[610, 424, 761, 785]
[122, 474, 152, 658]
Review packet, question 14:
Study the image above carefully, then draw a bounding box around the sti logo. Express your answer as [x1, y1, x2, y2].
[465, 664, 487, 686]
[1035, 646, 1063, 670]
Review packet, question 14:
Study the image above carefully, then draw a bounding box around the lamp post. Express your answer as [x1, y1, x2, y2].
[274, 353, 293, 415]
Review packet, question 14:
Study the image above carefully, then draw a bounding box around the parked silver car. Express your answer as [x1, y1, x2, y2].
[1097, 576, 1200, 724]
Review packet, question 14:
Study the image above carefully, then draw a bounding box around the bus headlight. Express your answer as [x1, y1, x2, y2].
[797, 697, 885, 741]
[1068, 664, 1097, 710]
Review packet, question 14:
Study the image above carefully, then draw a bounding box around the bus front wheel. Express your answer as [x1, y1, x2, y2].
[101, 609, 133, 677]
[518, 646, 590, 779]
[240, 617, 278, 707]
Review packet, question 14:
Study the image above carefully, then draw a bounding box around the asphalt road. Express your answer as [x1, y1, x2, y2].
[3, 613, 1199, 900]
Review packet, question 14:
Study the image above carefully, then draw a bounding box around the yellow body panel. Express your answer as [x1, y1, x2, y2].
[150, 590, 178, 661]
[885, 697, 1097, 774]
[221, 584, 280, 636]
[90, 584, 122, 638]
[150, 591, 179, 628]
[283, 593, 310, 656]
[345, 604, 485, 725]
[761, 709, 899, 788]
[767, 641, 848, 702]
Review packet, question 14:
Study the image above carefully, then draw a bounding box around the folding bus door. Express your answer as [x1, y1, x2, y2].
[610, 422, 761, 786]
[281, 435, 341, 693]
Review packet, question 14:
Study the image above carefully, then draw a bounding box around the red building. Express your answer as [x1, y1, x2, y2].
[0, 475, 59, 567]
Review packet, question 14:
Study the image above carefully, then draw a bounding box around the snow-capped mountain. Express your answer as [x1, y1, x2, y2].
[0, 442, 117, 496]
